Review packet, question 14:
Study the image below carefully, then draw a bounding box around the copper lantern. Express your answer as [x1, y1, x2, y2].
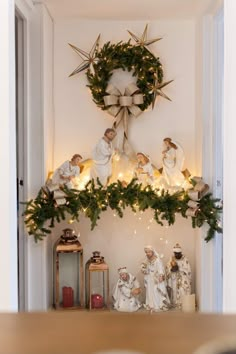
[53, 228, 84, 309]
[85, 251, 109, 310]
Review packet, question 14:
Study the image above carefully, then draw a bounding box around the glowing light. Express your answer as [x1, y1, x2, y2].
[77, 175, 90, 190]
[114, 154, 120, 162]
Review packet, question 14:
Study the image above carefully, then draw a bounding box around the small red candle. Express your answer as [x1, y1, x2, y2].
[62, 286, 74, 307]
[91, 294, 104, 309]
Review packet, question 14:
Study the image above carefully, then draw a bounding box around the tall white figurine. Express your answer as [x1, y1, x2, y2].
[134, 152, 154, 186]
[90, 128, 117, 186]
[52, 154, 82, 189]
[162, 137, 185, 188]
[112, 267, 142, 312]
[166, 243, 192, 309]
[141, 245, 170, 312]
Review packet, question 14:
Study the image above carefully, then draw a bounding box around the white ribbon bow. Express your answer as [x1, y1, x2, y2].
[103, 83, 144, 149]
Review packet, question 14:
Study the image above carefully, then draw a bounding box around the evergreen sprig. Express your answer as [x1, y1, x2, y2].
[22, 179, 222, 243]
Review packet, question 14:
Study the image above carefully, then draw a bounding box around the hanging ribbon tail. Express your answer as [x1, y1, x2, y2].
[122, 107, 129, 151]
[112, 108, 124, 130]
[123, 140, 137, 160]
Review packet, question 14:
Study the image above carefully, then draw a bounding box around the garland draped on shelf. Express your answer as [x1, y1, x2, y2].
[23, 179, 222, 243]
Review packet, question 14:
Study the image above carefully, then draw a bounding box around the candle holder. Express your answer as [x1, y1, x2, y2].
[85, 251, 109, 310]
[53, 228, 84, 309]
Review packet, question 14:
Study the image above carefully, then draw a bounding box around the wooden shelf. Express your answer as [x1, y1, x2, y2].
[1, 312, 236, 353]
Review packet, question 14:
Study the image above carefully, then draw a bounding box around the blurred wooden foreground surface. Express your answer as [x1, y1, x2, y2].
[0, 312, 236, 354]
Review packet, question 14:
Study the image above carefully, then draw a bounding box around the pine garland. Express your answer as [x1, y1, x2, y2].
[22, 179, 222, 243]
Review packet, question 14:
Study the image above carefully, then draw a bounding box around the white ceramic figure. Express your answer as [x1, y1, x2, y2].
[113, 267, 142, 312]
[141, 245, 170, 312]
[166, 243, 192, 309]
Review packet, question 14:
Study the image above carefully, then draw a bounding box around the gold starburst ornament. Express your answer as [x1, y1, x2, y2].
[68, 34, 100, 77]
[149, 72, 174, 109]
[127, 24, 162, 54]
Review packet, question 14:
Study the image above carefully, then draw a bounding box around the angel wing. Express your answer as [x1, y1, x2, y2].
[78, 158, 93, 175]
[172, 140, 185, 172]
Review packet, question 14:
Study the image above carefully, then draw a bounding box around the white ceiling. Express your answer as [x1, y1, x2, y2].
[38, 0, 216, 20]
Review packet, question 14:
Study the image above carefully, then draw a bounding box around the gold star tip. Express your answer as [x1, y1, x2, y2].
[127, 24, 162, 47]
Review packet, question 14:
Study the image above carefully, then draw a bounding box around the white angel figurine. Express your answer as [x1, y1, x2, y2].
[161, 137, 186, 188]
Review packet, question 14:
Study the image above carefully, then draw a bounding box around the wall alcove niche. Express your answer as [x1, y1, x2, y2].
[51, 209, 197, 309]
[17, 0, 224, 311]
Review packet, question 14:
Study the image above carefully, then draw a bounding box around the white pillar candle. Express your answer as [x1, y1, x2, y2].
[182, 294, 196, 312]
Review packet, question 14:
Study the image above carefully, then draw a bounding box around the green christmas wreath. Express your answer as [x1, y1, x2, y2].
[86, 40, 164, 112]
[69, 25, 173, 114]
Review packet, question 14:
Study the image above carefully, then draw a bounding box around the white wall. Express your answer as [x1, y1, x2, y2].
[197, 1, 224, 313]
[16, 0, 54, 310]
[51, 19, 198, 305]
[41, 4, 54, 309]
[223, 0, 236, 313]
[0, 0, 18, 311]
[194, 16, 204, 312]
[28, 3, 54, 310]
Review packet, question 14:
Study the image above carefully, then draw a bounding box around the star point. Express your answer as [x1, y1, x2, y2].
[69, 34, 101, 77]
[149, 75, 174, 109]
[127, 24, 162, 50]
